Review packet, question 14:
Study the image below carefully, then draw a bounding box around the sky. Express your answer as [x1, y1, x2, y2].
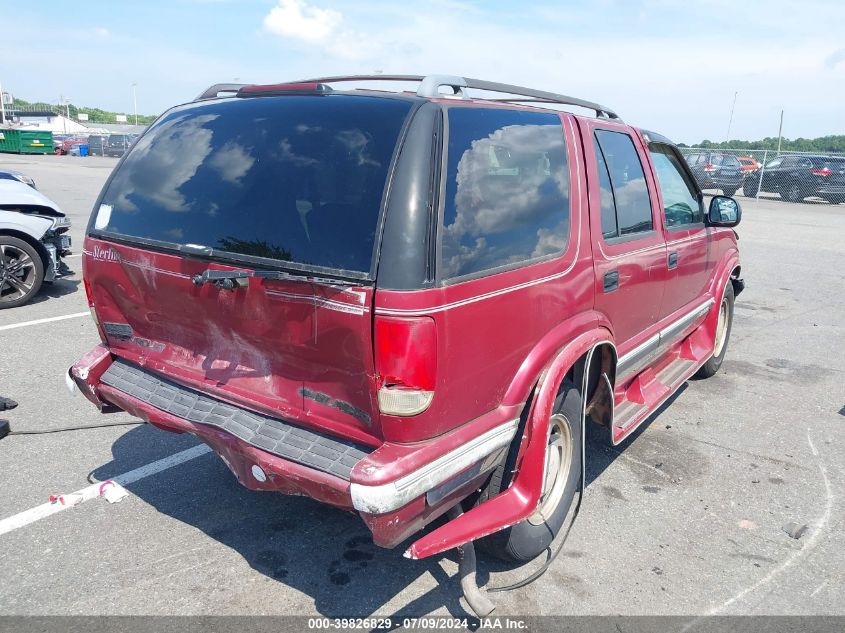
[2, 0, 844, 144]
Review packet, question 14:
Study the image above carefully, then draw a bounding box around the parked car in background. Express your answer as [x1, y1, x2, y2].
[69, 75, 743, 614]
[0, 169, 37, 189]
[0, 180, 73, 308]
[738, 157, 761, 173]
[55, 137, 88, 155]
[52, 134, 69, 152]
[87, 135, 109, 157]
[684, 151, 744, 196]
[105, 134, 133, 157]
[743, 154, 845, 203]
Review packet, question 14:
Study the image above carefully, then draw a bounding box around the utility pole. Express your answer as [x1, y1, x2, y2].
[132, 83, 138, 126]
[0, 78, 6, 127]
[725, 91, 738, 143]
[59, 94, 70, 133]
[776, 110, 784, 156]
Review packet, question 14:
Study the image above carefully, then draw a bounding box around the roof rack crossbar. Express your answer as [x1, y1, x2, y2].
[195, 83, 247, 101]
[460, 77, 619, 119]
[291, 74, 620, 120]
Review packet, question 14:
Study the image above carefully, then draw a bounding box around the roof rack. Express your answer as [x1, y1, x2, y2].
[291, 74, 621, 120]
[195, 83, 247, 101]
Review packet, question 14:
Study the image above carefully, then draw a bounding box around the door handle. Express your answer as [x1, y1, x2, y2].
[668, 252, 679, 269]
[603, 270, 619, 293]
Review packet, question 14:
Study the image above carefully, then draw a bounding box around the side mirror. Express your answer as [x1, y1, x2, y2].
[707, 195, 741, 227]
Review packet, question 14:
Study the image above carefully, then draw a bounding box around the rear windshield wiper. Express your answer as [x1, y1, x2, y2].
[191, 267, 359, 289]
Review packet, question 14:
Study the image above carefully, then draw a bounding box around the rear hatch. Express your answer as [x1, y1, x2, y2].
[85, 92, 414, 444]
[817, 157, 845, 187]
[713, 154, 741, 182]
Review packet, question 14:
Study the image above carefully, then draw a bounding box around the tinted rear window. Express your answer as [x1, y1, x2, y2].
[441, 107, 570, 280]
[94, 95, 411, 274]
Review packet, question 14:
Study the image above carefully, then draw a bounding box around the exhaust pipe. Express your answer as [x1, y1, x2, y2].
[447, 505, 495, 617]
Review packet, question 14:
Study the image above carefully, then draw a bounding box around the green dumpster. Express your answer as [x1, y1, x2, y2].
[0, 129, 53, 155]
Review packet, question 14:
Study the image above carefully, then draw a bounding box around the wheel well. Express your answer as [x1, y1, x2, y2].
[568, 343, 616, 429]
[0, 229, 50, 272]
[730, 265, 743, 296]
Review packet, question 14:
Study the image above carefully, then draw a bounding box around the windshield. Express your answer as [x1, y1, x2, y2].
[94, 95, 411, 274]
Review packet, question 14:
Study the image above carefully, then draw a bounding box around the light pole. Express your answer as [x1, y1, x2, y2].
[0, 78, 6, 126]
[58, 95, 71, 133]
[725, 91, 738, 143]
[132, 83, 138, 126]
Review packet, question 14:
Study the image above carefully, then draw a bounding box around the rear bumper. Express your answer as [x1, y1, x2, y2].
[68, 347, 518, 550]
[817, 185, 845, 195]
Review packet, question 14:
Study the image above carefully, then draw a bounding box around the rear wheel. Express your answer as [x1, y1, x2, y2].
[695, 282, 734, 378]
[0, 236, 45, 309]
[783, 182, 805, 203]
[722, 187, 738, 197]
[477, 381, 582, 563]
[743, 178, 759, 198]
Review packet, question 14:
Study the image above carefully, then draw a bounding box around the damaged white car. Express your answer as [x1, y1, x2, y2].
[0, 179, 73, 308]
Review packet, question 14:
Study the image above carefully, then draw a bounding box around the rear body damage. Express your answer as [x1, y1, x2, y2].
[70, 75, 742, 613]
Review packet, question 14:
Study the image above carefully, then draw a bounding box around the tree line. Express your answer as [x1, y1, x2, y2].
[678, 136, 845, 153]
[9, 97, 158, 126]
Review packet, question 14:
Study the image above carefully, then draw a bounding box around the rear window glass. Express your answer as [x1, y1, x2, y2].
[95, 95, 412, 274]
[594, 129, 652, 237]
[441, 108, 570, 280]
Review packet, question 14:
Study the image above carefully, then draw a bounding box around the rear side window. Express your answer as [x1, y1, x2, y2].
[94, 95, 412, 275]
[594, 129, 653, 238]
[440, 108, 570, 280]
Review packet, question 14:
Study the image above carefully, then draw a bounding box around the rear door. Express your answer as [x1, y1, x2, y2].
[85, 93, 415, 444]
[581, 120, 666, 377]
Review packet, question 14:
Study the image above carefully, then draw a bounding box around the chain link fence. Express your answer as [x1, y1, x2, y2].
[678, 147, 845, 205]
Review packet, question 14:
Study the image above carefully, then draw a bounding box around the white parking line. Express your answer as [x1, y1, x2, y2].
[0, 444, 212, 537]
[0, 312, 89, 331]
[65, 253, 82, 258]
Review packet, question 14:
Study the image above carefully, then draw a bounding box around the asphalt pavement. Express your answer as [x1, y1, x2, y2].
[0, 153, 842, 617]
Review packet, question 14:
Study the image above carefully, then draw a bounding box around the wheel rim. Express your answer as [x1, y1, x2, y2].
[714, 297, 729, 357]
[788, 184, 800, 201]
[528, 413, 572, 526]
[0, 244, 37, 304]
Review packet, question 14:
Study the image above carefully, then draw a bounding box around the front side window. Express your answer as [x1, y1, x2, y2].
[765, 157, 783, 169]
[95, 95, 412, 275]
[649, 145, 703, 227]
[440, 108, 570, 280]
[594, 129, 653, 238]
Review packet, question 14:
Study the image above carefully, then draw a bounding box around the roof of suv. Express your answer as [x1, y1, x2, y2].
[194, 74, 622, 122]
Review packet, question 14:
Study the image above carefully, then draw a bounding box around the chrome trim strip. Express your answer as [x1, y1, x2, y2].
[616, 298, 714, 379]
[616, 333, 659, 378]
[265, 290, 368, 315]
[659, 298, 714, 347]
[349, 419, 519, 514]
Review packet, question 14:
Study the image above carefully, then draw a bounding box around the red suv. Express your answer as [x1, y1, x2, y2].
[69, 75, 743, 612]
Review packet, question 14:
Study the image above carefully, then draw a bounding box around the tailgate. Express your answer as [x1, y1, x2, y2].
[84, 238, 380, 443]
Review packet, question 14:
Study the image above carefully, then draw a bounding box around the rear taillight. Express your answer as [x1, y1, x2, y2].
[703, 163, 717, 172]
[811, 168, 832, 177]
[375, 316, 436, 416]
[83, 277, 105, 341]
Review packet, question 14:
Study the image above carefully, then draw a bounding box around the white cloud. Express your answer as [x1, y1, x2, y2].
[92, 27, 111, 39]
[825, 48, 845, 69]
[262, 0, 342, 43]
